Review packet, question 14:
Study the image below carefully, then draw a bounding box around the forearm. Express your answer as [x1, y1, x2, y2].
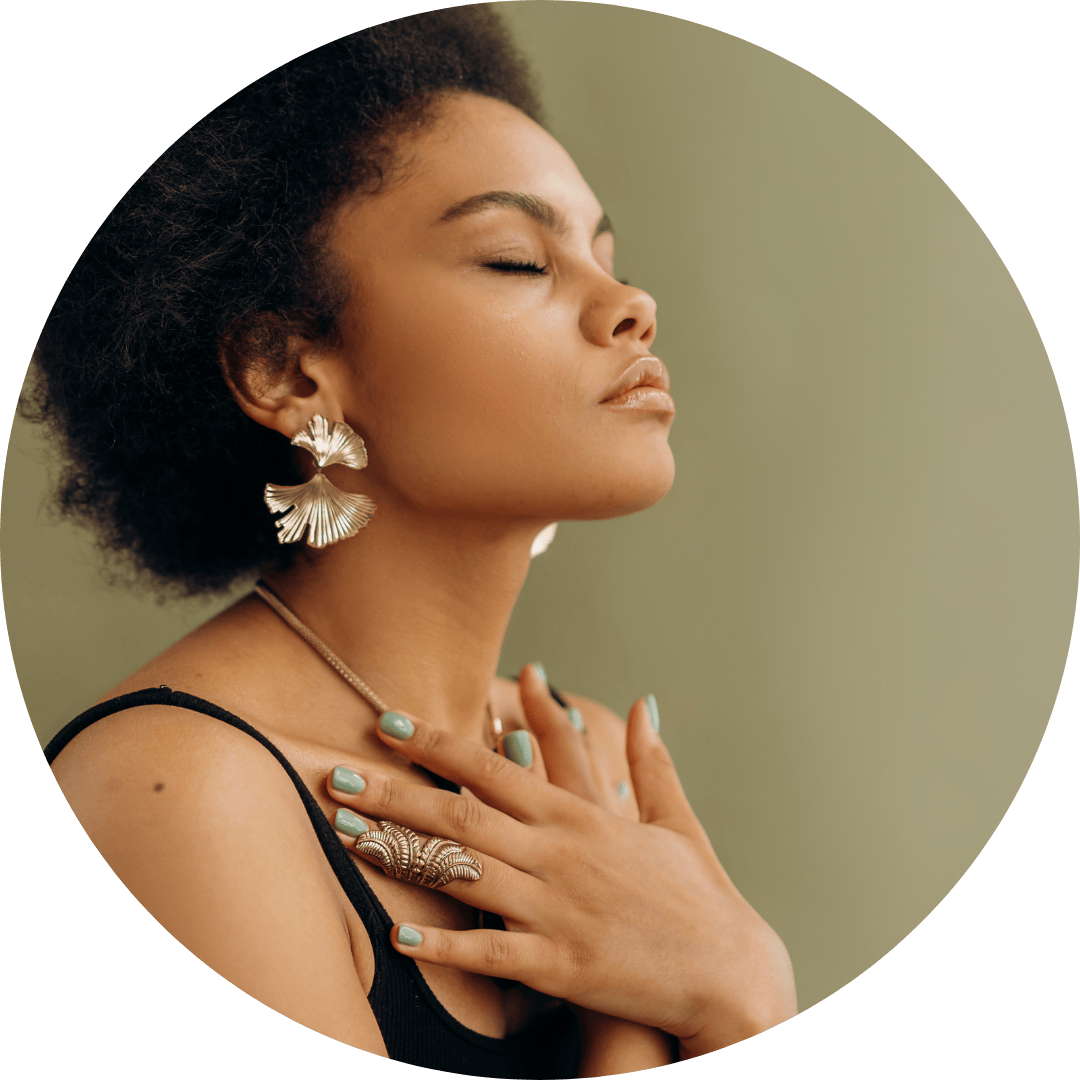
[576, 1009, 676, 1076]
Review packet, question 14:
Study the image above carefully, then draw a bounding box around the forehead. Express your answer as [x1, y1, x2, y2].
[336, 92, 603, 239]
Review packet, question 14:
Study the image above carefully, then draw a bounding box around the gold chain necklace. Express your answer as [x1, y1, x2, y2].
[253, 580, 503, 744]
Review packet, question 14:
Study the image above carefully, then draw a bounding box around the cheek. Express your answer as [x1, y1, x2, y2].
[340, 270, 673, 518]
[350, 280, 588, 506]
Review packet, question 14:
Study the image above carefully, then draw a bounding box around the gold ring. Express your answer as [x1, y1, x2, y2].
[355, 821, 483, 887]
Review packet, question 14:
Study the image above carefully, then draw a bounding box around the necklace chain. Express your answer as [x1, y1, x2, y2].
[254, 581, 391, 714]
[253, 580, 500, 743]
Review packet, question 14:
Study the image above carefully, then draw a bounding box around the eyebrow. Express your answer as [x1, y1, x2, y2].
[438, 190, 614, 240]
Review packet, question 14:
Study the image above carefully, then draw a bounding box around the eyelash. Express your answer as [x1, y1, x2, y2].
[484, 260, 630, 286]
[485, 258, 548, 276]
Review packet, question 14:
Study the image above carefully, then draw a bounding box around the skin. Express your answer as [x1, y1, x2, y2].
[51, 92, 795, 1071]
[334, 669, 797, 1056]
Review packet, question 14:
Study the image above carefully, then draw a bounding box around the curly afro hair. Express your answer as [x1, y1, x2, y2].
[25, 5, 542, 597]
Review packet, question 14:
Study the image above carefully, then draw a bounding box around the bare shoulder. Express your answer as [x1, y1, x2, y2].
[50, 704, 345, 946]
[85, 593, 371, 747]
[53, 703, 311, 832]
[51, 704, 343, 919]
[51, 705, 385, 1053]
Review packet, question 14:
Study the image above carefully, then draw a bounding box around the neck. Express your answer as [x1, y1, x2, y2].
[261, 508, 541, 742]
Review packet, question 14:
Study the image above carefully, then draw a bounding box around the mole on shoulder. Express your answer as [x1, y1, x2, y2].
[154, 782, 165, 792]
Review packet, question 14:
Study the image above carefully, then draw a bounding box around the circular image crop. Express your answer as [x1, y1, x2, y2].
[4, 2, 1076, 1074]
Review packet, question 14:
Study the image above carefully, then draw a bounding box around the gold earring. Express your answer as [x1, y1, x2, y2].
[264, 415, 376, 548]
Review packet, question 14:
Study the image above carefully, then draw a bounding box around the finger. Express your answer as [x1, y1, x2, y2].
[625, 695, 702, 835]
[390, 923, 562, 994]
[373, 709, 572, 825]
[330, 806, 544, 919]
[498, 728, 549, 784]
[326, 765, 537, 868]
[518, 664, 603, 802]
[611, 779, 639, 820]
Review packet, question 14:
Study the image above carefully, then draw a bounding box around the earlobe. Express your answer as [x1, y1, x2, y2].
[218, 315, 344, 439]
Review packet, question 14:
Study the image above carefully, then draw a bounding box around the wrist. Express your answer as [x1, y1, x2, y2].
[675, 988, 798, 1058]
[675, 916, 798, 1056]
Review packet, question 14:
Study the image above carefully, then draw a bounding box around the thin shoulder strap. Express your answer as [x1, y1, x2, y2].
[43, 685, 575, 1056]
[44, 686, 397, 946]
[46, 686, 277, 763]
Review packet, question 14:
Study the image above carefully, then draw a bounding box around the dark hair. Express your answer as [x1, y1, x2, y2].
[25, 5, 541, 597]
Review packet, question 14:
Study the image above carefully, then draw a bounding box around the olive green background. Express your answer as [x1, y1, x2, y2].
[3, 2, 1076, 1013]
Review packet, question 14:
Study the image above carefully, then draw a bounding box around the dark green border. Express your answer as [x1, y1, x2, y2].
[4, 0, 1075, 1075]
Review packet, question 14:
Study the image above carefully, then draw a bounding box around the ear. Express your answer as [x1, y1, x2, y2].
[219, 313, 348, 439]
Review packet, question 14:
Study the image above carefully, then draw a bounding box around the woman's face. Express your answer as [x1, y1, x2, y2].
[323, 92, 674, 525]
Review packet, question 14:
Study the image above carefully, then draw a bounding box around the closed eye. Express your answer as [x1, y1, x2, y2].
[485, 259, 548, 276]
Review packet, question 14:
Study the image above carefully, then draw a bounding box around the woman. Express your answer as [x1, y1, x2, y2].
[32, 8, 796, 1074]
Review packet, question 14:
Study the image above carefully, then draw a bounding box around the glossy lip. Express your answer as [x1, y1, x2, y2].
[599, 355, 674, 412]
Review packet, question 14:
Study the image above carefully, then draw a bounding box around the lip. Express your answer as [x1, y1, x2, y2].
[599, 356, 674, 412]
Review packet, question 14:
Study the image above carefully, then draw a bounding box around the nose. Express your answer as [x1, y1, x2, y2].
[580, 279, 658, 349]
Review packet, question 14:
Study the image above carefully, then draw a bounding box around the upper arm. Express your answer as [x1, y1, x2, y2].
[51, 706, 386, 1054]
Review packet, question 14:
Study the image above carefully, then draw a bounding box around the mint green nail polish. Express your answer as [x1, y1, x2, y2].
[380, 712, 415, 739]
[397, 925, 423, 947]
[331, 766, 366, 795]
[646, 694, 660, 732]
[504, 730, 533, 768]
[567, 707, 585, 733]
[335, 808, 369, 837]
[532, 662, 548, 685]
[616, 781, 630, 800]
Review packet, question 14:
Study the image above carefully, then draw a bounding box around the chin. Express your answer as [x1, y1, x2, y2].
[579, 445, 676, 520]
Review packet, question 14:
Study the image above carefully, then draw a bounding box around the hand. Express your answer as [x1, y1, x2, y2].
[508, 666, 642, 822]
[326, 688, 797, 1056]
[510, 667, 677, 1073]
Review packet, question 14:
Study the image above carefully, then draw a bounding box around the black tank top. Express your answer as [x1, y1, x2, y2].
[45, 686, 581, 1077]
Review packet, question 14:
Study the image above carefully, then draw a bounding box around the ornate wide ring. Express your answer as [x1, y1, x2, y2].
[355, 821, 483, 888]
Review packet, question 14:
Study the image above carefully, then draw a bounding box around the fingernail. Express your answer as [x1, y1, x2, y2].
[331, 766, 366, 795]
[397, 925, 423, 947]
[616, 781, 630, 800]
[531, 662, 548, 686]
[380, 712, 415, 740]
[646, 694, 660, 732]
[503, 729, 533, 768]
[335, 808, 369, 837]
[567, 707, 585, 733]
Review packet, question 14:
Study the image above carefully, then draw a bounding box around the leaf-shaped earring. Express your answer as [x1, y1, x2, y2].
[264, 415, 377, 548]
